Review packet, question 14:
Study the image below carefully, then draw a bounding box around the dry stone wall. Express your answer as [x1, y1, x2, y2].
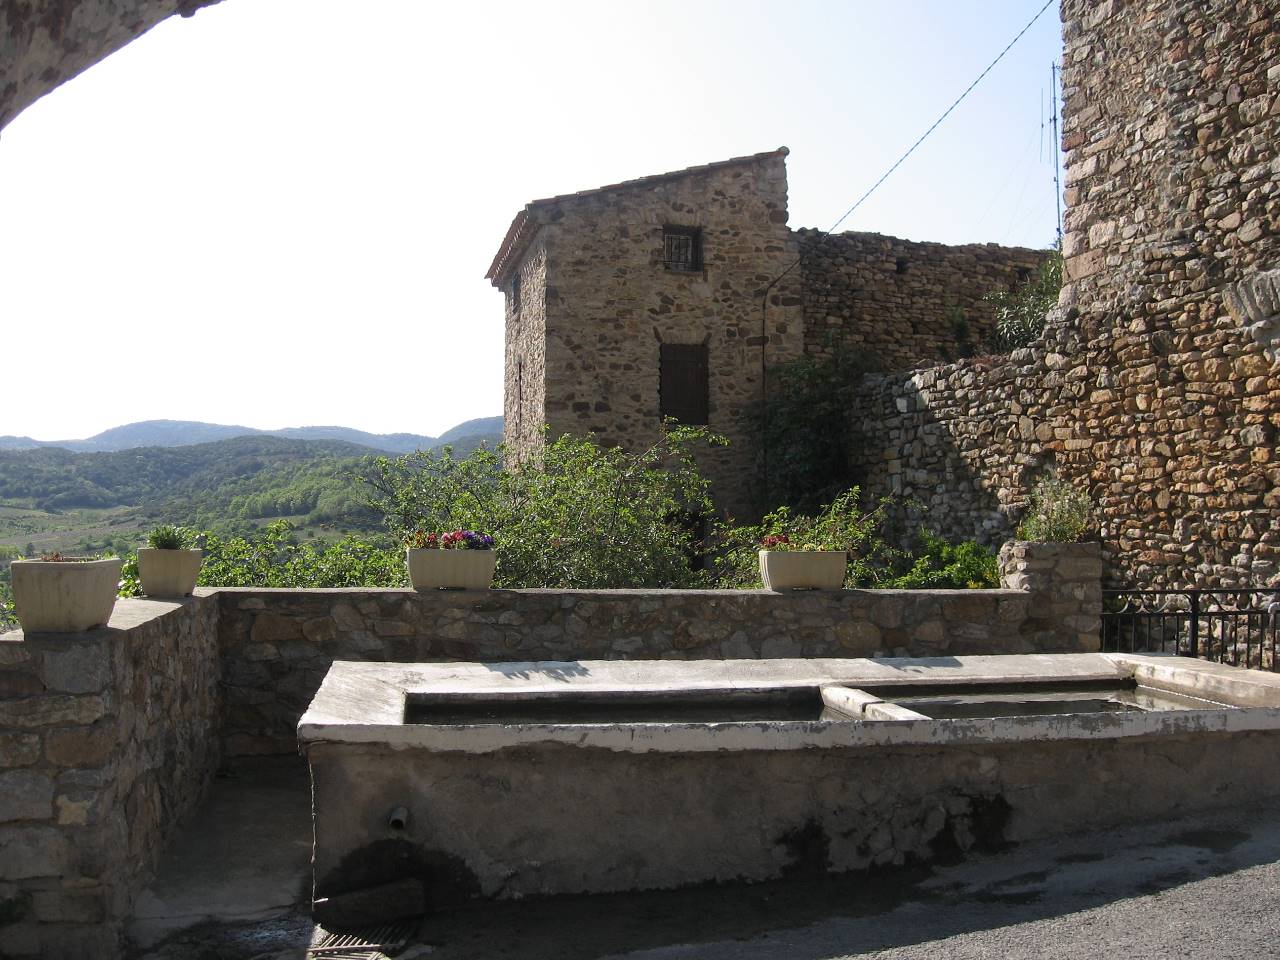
[0, 598, 220, 959]
[851, 0, 1280, 590]
[796, 229, 1050, 369]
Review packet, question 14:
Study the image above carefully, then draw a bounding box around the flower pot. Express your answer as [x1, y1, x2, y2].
[10, 557, 124, 633]
[137, 548, 203, 598]
[406, 549, 496, 590]
[758, 550, 847, 591]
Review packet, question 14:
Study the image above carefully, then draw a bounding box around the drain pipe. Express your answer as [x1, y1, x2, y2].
[388, 806, 410, 831]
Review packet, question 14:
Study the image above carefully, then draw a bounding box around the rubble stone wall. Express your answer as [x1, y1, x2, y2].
[850, 0, 1280, 589]
[503, 233, 549, 460]
[0, 598, 220, 959]
[795, 229, 1051, 369]
[216, 542, 1100, 755]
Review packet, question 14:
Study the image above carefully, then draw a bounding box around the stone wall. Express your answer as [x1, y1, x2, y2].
[795, 229, 1050, 368]
[0, 597, 220, 959]
[502, 233, 549, 461]
[217, 542, 1100, 755]
[850, 0, 1280, 589]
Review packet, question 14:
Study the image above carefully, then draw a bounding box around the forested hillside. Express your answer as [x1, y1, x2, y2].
[0, 421, 504, 555]
[0, 437, 376, 511]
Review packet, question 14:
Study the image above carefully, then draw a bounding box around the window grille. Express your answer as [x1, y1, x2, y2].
[662, 226, 703, 272]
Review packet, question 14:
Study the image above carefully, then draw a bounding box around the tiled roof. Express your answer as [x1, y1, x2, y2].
[485, 147, 789, 286]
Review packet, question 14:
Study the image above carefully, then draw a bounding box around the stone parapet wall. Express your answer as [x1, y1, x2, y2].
[217, 545, 1101, 755]
[999, 541, 1102, 647]
[0, 598, 220, 959]
[795, 229, 1050, 369]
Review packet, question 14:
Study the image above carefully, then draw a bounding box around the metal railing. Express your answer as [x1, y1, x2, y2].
[1101, 589, 1280, 671]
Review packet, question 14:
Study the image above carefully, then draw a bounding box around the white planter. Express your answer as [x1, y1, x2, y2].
[137, 548, 203, 598]
[406, 549, 496, 590]
[10, 557, 124, 633]
[758, 550, 847, 591]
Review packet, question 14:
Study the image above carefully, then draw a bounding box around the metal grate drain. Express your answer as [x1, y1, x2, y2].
[306, 919, 417, 958]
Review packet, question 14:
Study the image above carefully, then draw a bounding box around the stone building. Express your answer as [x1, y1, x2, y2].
[487, 149, 1046, 517]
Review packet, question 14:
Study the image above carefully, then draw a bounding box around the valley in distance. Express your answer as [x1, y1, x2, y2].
[0, 416, 503, 557]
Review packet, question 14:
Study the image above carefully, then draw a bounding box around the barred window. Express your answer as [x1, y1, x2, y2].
[510, 273, 521, 314]
[662, 226, 703, 272]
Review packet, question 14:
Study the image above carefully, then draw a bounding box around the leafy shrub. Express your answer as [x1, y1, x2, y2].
[0, 581, 15, 632]
[365, 428, 719, 589]
[119, 520, 406, 596]
[1016, 472, 1093, 542]
[985, 249, 1063, 351]
[883, 529, 999, 589]
[715, 488, 905, 589]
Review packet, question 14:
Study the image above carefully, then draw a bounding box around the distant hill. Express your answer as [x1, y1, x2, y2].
[0, 435, 381, 512]
[0, 416, 503, 454]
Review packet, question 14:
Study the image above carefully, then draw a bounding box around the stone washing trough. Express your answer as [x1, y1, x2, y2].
[298, 654, 1280, 924]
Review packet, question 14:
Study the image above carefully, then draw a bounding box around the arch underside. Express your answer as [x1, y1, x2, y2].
[0, 0, 221, 131]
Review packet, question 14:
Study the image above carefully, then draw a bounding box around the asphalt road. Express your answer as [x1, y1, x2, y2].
[135, 786, 1280, 960]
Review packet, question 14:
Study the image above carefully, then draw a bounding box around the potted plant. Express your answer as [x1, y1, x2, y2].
[758, 534, 848, 591]
[10, 552, 124, 633]
[405, 530, 496, 590]
[137, 525, 203, 598]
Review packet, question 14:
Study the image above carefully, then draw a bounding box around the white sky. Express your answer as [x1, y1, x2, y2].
[0, 0, 1064, 442]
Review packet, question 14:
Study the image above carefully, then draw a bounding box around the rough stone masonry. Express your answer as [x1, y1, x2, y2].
[488, 150, 1046, 520]
[850, 0, 1280, 590]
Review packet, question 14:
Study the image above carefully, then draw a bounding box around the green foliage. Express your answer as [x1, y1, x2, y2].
[0, 436, 380, 533]
[715, 488, 905, 589]
[0, 581, 14, 632]
[985, 249, 1063, 351]
[882, 529, 999, 589]
[1016, 471, 1094, 542]
[146, 525, 191, 550]
[759, 350, 872, 512]
[365, 429, 720, 589]
[119, 520, 405, 597]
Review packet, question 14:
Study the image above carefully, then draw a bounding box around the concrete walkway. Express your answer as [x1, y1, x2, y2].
[129, 758, 1280, 959]
[127, 757, 313, 958]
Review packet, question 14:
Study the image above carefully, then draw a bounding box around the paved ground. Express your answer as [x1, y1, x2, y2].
[129, 758, 1280, 959]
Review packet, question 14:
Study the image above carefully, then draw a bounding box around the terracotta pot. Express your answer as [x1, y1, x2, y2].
[758, 550, 847, 591]
[10, 557, 123, 633]
[137, 548, 203, 598]
[406, 549, 497, 590]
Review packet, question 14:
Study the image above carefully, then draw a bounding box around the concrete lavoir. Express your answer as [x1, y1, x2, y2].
[299, 653, 1280, 923]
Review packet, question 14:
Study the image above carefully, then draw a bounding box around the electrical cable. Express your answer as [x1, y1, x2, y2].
[757, 0, 1057, 507]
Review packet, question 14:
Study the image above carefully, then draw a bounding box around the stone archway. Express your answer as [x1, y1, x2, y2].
[0, 0, 222, 131]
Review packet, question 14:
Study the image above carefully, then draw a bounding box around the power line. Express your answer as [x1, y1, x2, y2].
[825, 0, 1056, 236]
[757, 0, 1057, 507]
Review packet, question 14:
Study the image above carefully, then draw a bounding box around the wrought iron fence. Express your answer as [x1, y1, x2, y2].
[1101, 589, 1280, 671]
